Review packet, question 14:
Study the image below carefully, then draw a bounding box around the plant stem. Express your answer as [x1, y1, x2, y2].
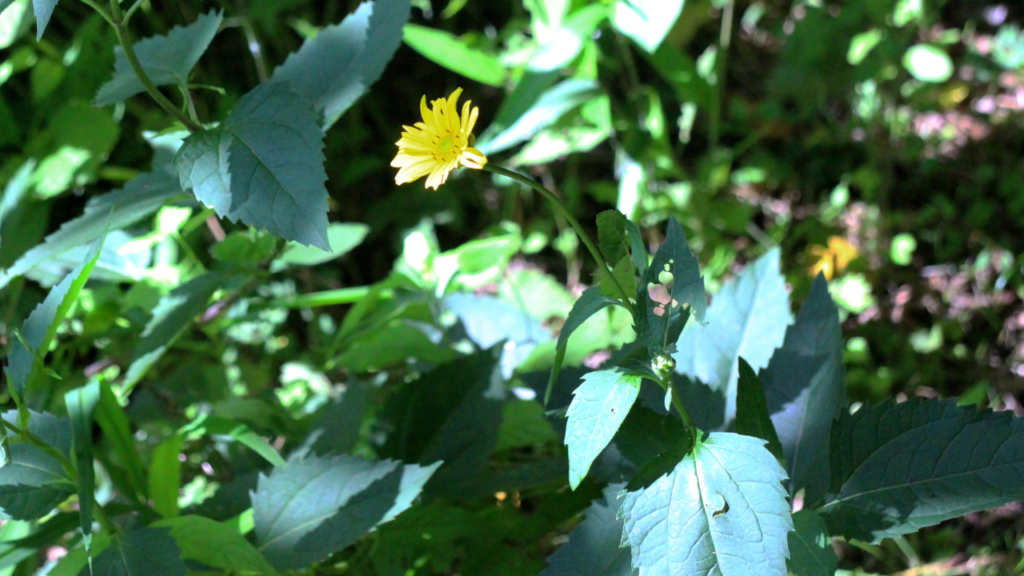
[709, 0, 735, 150]
[483, 165, 632, 305]
[104, 0, 204, 133]
[652, 372, 698, 449]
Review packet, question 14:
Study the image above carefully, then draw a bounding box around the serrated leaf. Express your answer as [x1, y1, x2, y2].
[821, 398, 1024, 543]
[547, 286, 626, 404]
[155, 515, 279, 576]
[735, 358, 784, 462]
[253, 454, 438, 570]
[94, 11, 224, 106]
[0, 169, 182, 291]
[381, 347, 504, 498]
[5, 242, 102, 397]
[32, 0, 57, 40]
[540, 483, 636, 576]
[787, 509, 836, 576]
[175, 81, 330, 248]
[85, 527, 186, 576]
[0, 444, 73, 520]
[565, 369, 641, 490]
[762, 275, 845, 505]
[619, 432, 793, 576]
[634, 217, 706, 354]
[123, 272, 225, 391]
[271, 0, 410, 129]
[674, 249, 790, 423]
[64, 380, 100, 546]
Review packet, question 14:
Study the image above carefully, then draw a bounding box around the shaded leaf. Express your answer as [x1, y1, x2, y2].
[0, 444, 73, 520]
[674, 249, 790, 423]
[310, 384, 367, 456]
[619, 432, 792, 576]
[596, 209, 646, 278]
[271, 0, 410, 129]
[94, 11, 224, 106]
[85, 527, 186, 576]
[822, 398, 1024, 543]
[175, 81, 329, 248]
[94, 381, 146, 503]
[787, 509, 837, 576]
[734, 358, 784, 462]
[762, 275, 845, 505]
[547, 286, 625, 404]
[565, 369, 641, 489]
[184, 415, 286, 468]
[155, 515, 278, 576]
[64, 381, 100, 546]
[149, 434, 183, 519]
[540, 483, 636, 576]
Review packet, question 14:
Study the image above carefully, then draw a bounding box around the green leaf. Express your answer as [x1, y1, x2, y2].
[0, 444, 73, 520]
[175, 81, 330, 249]
[614, 404, 688, 470]
[183, 414, 286, 468]
[787, 509, 837, 576]
[478, 79, 601, 155]
[32, 0, 57, 40]
[1, 410, 72, 459]
[0, 169, 182, 291]
[64, 380, 100, 546]
[596, 210, 638, 272]
[381, 347, 504, 498]
[253, 454, 439, 570]
[547, 286, 625, 405]
[310, 384, 367, 456]
[619, 432, 793, 576]
[495, 400, 558, 452]
[635, 217, 706, 354]
[612, 0, 685, 53]
[123, 272, 225, 391]
[270, 222, 369, 271]
[734, 358, 784, 462]
[540, 483, 636, 576]
[674, 248, 790, 423]
[86, 527, 186, 576]
[149, 434, 183, 518]
[94, 11, 224, 106]
[154, 515, 279, 576]
[402, 23, 504, 86]
[272, 0, 411, 129]
[821, 398, 1024, 543]
[5, 242, 102, 397]
[565, 368, 641, 490]
[761, 274, 845, 505]
[95, 381, 146, 504]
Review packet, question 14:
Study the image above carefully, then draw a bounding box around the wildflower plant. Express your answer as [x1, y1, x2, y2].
[0, 0, 1022, 575]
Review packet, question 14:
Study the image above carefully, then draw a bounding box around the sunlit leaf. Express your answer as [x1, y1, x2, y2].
[565, 368, 641, 489]
[402, 23, 504, 86]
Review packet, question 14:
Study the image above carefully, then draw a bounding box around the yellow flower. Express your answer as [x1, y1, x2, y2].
[392, 87, 488, 190]
[810, 236, 858, 279]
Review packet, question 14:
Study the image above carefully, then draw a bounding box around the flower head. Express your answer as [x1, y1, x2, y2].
[392, 87, 487, 190]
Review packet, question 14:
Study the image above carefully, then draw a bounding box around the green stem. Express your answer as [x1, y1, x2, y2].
[105, 0, 204, 133]
[78, 0, 115, 27]
[483, 165, 632, 305]
[709, 0, 735, 150]
[652, 372, 697, 448]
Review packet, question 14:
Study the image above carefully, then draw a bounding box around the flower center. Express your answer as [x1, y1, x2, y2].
[437, 134, 456, 154]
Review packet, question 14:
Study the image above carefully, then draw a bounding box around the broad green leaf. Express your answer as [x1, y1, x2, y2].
[155, 515, 278, 576]
[270, 222, 369, 271]
[271, 0, 411, 129]
[5, 242, 102, 397]
[253, 454, 439, 570]
[0, 169, 182, 291]
[762, 275, 845, 505]
[734, 358, 784, 462]
[310, 384, 368, 456]
[149, 434, 183, 518]
[183, 414, 285, 468]
[402, 23, 504, 86]
[540, 483, 636, 576]
[634, 217, 706, 354]
[547, 286, 625, 405]
[478, 79, 601, 155]
[902, 43, 953, 83]
[1, 410, 71, 459]
[64, 380, 100, 547]
[123, 272, 225, 391]
[0, 444, 73, 520]
[94, 11, 224, 106]
[175, 81, 330, 249]
[442, 293, 549, 378]
[674, 249, 790, 423]
[612, 0, 685, 53]
[95, 381, 146, 504]
[787, 509, 836, 576]
[619, 432, 793, 576]
[822, 398, 1024, 543]
[381, 347, 504, 498]
[495, 400, 558, 452]
[31, 102, 120, 198]
[31, 0, 57, 40]
[614, 404, 688, 470]
[565, 368, 641, 490]
[86, 527, 186, 576]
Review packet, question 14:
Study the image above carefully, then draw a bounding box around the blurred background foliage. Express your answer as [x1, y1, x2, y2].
[2, 0, 1024, 573]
